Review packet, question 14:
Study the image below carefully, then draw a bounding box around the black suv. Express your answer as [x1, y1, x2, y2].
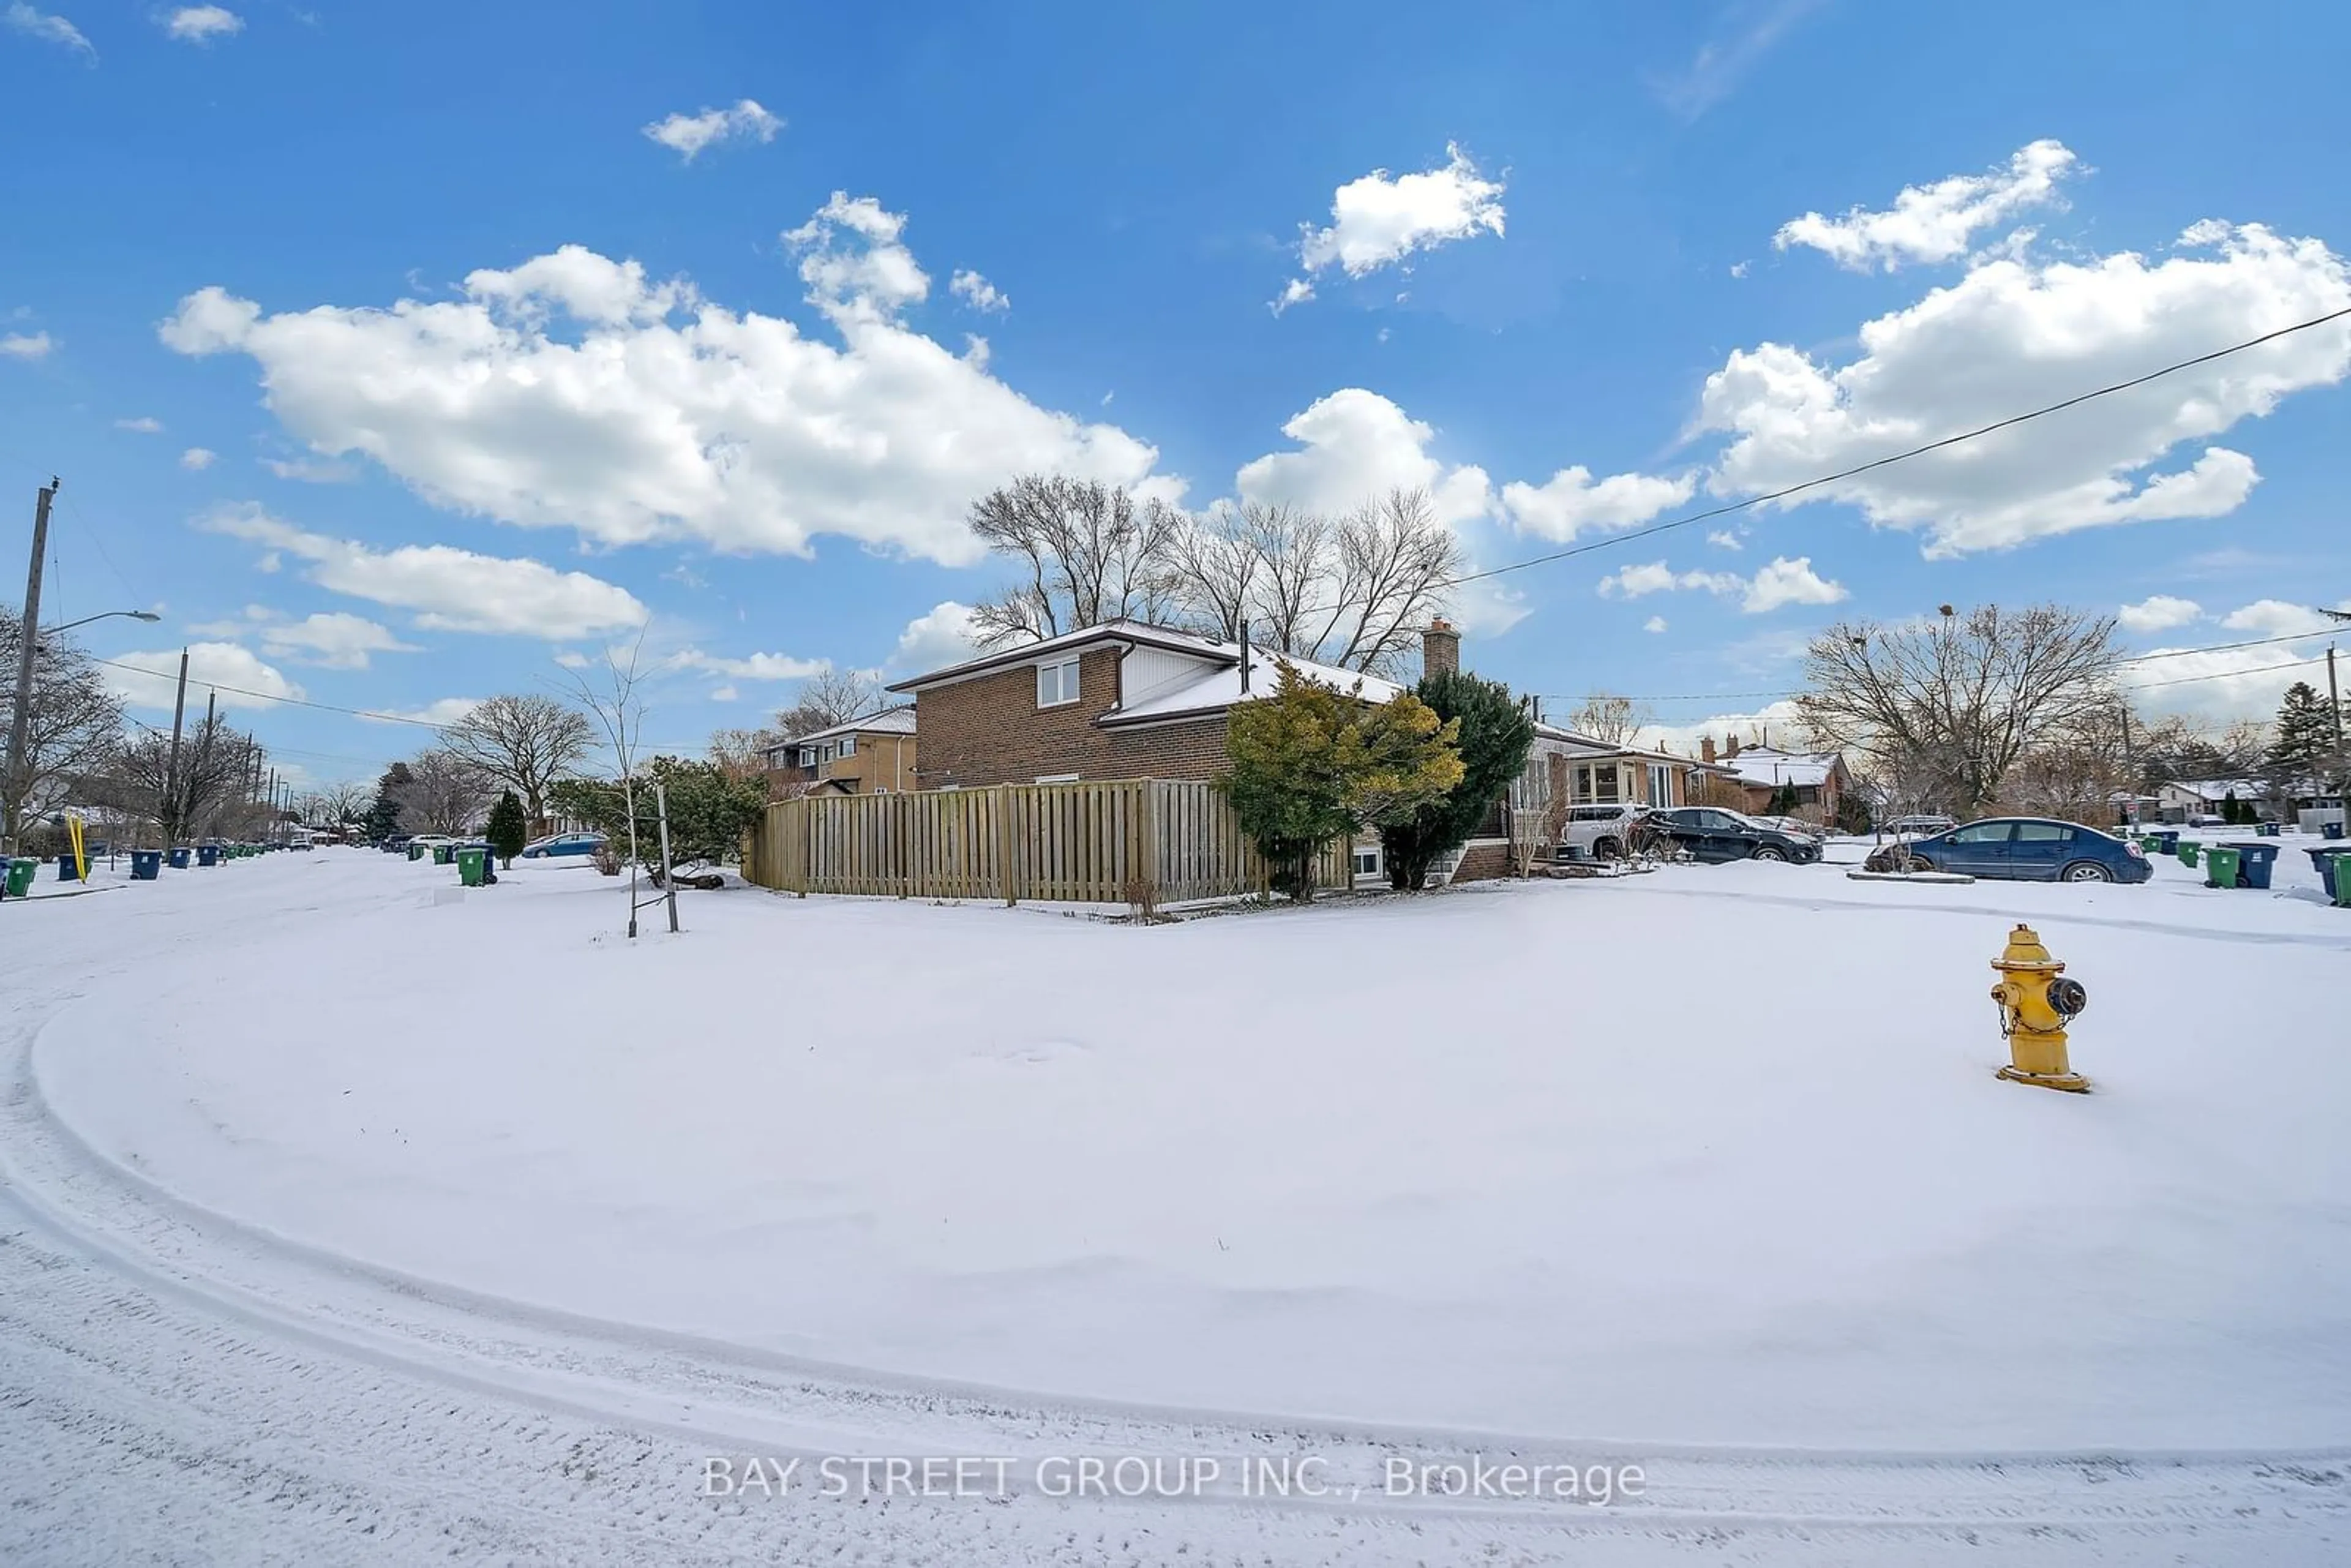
[1644, 807, 1821, 864]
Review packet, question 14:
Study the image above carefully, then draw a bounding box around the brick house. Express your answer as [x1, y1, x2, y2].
[1698, 735, 1851, 822]
[761, 705, 919, 797]
[886, 620, 1403, 790]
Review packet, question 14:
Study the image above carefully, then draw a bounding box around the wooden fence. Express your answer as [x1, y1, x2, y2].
[743, 779, 1352, 906]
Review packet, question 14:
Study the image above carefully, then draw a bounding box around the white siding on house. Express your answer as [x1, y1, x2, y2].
[1120, 643, 1220, 708]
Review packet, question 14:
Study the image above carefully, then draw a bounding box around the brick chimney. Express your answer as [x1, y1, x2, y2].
[1700, 737, 1717, 765]
[1723, 735, 1741, 759]
[1423, 618, 1460, 677]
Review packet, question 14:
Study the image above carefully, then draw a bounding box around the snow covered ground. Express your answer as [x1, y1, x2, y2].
[4, 838, 2347, 1563]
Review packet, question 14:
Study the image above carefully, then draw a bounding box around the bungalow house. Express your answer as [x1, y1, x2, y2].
[762, 705, 919, 797]
[886, 619, 1407, 790]
[1699, 735, 1851, 823]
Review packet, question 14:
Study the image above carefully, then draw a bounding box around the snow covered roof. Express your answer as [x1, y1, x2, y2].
[887, 620, 1235, 692]
[1099, 650, 1401, 726]
[1529, 723, 1708, 770]
[771, 704, 918, 753]
[1715, 746, 1842, 789]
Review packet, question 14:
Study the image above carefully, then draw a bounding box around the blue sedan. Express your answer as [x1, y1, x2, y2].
[1870, 817, 2151, 883]
[519, 831, 607, 859]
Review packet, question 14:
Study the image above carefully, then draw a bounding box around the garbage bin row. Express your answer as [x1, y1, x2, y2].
[1, 840, 320, 898]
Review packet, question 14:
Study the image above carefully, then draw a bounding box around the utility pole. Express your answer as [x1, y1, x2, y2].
[4, 479, 58, 853]
[163, 648, 191, 843]
[2330, 643, 2345, 801]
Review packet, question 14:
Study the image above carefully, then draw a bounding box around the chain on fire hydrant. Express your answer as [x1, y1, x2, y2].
[1990, 923, 2090, 1093]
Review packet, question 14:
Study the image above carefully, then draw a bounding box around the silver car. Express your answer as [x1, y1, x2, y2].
[1557, 802, 1648, 860]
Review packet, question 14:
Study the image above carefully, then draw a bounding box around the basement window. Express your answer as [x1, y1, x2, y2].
[1037, 658, 1081, 708]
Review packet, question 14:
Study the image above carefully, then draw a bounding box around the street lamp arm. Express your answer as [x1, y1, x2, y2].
[42, 609, 162, 637]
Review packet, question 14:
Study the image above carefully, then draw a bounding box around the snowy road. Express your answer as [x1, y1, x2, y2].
[4, 854, 2347, 1564]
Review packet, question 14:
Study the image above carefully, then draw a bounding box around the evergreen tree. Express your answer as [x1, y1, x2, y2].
[1764, 782, 1801, 817]
[2268, 681, 2338, 792]
[1379, 670, 1535, 890]
[362, 761, 413, 841]
[2221, 790, 2242, 825]
[1221, 661, 1463, 901]
[486, 789, 528, 867]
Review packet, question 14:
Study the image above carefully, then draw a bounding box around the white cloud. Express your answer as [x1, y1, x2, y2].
[358, 697, 483, 727]
[200, 503, 649, 639]
[1599, 561, 1742, 600]
[1648, 0, 1822, 119]
[949, 269, 1008, 313]
[2117, 594, 2203, 634]
[261, 610, 417, 670]
[1635, 699, 1810, 759]
[1729, 261, 1751, 279]
[1643, 615, 1668, 634]
[261, 455, 357, 482]
[179, 446, 216, 470]
[1706, 529, 1742, 550]
[5, 3, 92, 58]
[2218, 598, 2340, 639]
[1, 331, 53, 359]
[1235, 388, 1491, 525]
[1597, 555, 1844, 613]
[162, 5, 241, 42]
[116, 415, 163, 432]
[641, 98, 781, 161]
[1277, 143, 1504, 310]
[888, 600, 979, 673]
[1775, 140, 2080, 271]
[105, 642, 302, 711]
[1499, 465, 1693, 542]
[157, 196, 1169, 565]
[1699, 220, 2351, 556]
[673, 648, 828, 681]
[1739, 555, 1848, 612]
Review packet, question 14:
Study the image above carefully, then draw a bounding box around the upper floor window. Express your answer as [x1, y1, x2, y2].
[1037, 658, 1081, 708]
[838, 735, 856, 758]
[798, 747, 816, 768]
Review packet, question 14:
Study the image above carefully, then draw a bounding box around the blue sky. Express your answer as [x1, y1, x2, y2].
[4, 0, 2348, 788]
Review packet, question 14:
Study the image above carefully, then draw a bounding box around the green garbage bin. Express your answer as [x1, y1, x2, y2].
[2178, 841, 2200, 867]
[432, 843, 454, 866]
[4, 857, 37, 897]
[2203, 846, 2240, 890]
[456, 846, 487, 888]
[408, 843, 425, 861]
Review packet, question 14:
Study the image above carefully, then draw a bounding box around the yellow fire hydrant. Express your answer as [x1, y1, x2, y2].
[1990, 923, 2090, 1092]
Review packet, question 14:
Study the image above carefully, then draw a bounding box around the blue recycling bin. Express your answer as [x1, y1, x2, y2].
[130, 849, 162, 880]
[2150, 829, 2181, 855]
[167, 846, 192, 869]
[2308, 847, 2351, 904]
[195, 844, 221, 868]
[2259, 821, 2281, 837]
[2221, 841, 2278, 890]
[2327, 821, 2347, 841]
[54, 853, 81, 882]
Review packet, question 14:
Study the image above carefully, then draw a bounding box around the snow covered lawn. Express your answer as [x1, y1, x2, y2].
[20, 838, 2351, 1452]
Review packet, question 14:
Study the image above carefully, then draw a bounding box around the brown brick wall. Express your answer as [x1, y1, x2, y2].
[912, 647, 1237, 788]
[1450, 839, 1515, 883]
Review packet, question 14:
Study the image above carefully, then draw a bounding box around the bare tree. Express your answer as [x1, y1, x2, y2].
[442, 693, 593, 832]
[302, 779, 370, 825]
[967, 476, 1185, 645]
[771, 668, 885, 738]
[707, 727, 778, 784]
[0, 612, 125, 844]
[390, 749, 495, 833]
[1566, 693, 1654, 746]
[94, 714, 263, 844]
[1797, 604, 2123, 819]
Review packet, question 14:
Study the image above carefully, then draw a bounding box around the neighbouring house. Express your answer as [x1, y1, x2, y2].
[1463, 723, 1715, 881]
[2156, 776, 2344, 825]
[762, 705, 919, 797]
[887, 620, 1406, 790]
[1699, 735, 1851, 823]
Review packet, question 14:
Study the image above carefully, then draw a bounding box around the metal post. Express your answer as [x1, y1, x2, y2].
[4, 479, 58, 852]
[161, 648, 190, 843]
[621, 772, 640, 939]
[653, 778, 680, 933]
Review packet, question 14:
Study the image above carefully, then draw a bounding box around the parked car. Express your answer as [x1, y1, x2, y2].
[380, 835, 414, 853]
[1556, 803, 1648, 860]
[1864, 817, 2151, 883]
[520, 831, 608, 860]
[1886, 814, 1959, 836]
[1643, 807, 1822, 864]
[405, 835, 457, 856]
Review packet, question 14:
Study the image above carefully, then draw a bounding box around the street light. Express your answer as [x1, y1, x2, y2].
[39, 609, 161, 641]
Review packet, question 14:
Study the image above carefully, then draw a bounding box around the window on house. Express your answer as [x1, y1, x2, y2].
[1037, 658, 1081, 707]
[798, 747, 816, 768]
[1352, 844, 1383, 880]
[1035, 773, 1079, 784]
[1648, 763, 1672, 805]
[838, 735, 855, 757]
[1594, 767, 1620, 803]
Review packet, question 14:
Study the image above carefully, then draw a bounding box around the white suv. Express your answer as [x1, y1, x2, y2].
[1556, 803, 1647, 860]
